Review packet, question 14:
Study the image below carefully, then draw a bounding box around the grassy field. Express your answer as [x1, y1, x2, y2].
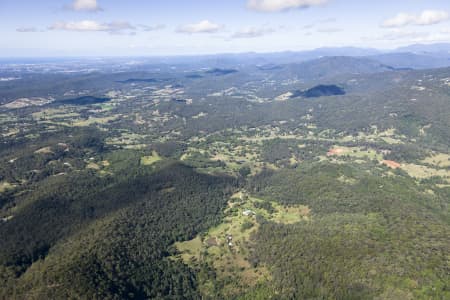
[99, 103, 115, 111]
[0, 181, 15, 193]
[173, 236, 203, 263]
[182, 125, 409, 179]
[140, 151, 162, 166]
[72, 116, 119, 127]
[86, 162, 101, 170]
[106, 132, 148, 147]
[327, 146, 383, 160]
[173, 191, 309, 297]
[31, 107, 120, 128]
[400, 163, 450, 182]
[270, 205, 310, 223]
[32, 108, 80, 120]
[422, 153, 450, 168]
[34, 146, 53, 154]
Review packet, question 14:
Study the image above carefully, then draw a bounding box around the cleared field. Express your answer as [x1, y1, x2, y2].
[173, 192, 309, 296]
[335, 128, 405, 145]
[173, 236, 203, 263]
[99, 103, 115, 111]
[400, 163, 450, 182]
[106, 132, 147, 147]
[241, 133, 302, 143]
[382, 160, 401, 169]
[86, 162, 101, 170]
[34, 146, 53, 154]
[0, 181, 15, 193]
[270, 205, 310, 223]
[140, 151, 162, 166]
[32, 107, 120, 127]
[327, 146, 383, 160]
[2, 128, 20, 137]
[422, 153, 450, 168]
[72, 116, 118, 126]
[32, 108, 79, 120]
[0, 114, 17, 123]
[182, 142, 269, 176]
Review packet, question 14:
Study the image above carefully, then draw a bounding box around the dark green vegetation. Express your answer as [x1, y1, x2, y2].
[291, 84, 346, 98]
[118, 78, 159, 83]
[53, 96, 111, 106]
[1, 153, 236, 298]
[0, 53, 449, 299]
[249, 163, 450, 299]
[205, 68, 238, 76]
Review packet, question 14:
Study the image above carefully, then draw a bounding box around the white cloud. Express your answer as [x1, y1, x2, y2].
[177, 20, 222, 34]
[70, 0, 102, 12]
[49, 20, 135, 34]
[382, 10, 449, 28]
[50, 20, 105, 31]
[416, 10, 449, 25]
[16, 27, 39, 32]
[232, 26, 275, 38]
[139, 24, 166, 32]
[247, 0, 328, 12]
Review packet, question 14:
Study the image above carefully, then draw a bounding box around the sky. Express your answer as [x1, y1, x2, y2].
[0, 0, 449, 56]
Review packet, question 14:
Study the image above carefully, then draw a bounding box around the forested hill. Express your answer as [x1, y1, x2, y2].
[0, 157, 236, 299]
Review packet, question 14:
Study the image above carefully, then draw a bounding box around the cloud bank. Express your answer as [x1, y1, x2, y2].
[177, 20, 222, 34]
[247, 0, 328, 12]
[139, 24, 166, 32]
[49, 20, 134, 34]
[382, 10, 448, 28]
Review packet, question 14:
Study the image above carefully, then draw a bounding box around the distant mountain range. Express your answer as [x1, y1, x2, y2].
[253, 56, 395, 83]
[157, 43, 450, 71]
[395, 43, 450, 54]
[2, 43, 450, 71]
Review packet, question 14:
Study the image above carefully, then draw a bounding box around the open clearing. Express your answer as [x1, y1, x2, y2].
[73, 116, 119, 127]
[0, 181, 15, 193]
[140, 151, 162, 166]
[86, 162, 101, 170]
[173, 191, 309, 295]
[327, 146, 382, 160]
[422, 153, 450, 168]
[400, 163, 450, 182]
[34, 146, 53, 154]
[32, 108, 79, 120]
[382, 160, 401, 169]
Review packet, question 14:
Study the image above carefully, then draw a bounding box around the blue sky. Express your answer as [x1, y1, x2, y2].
[1, 0, 449, 56]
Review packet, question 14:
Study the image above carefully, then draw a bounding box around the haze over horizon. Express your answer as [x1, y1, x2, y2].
[1, 0, 450, 57]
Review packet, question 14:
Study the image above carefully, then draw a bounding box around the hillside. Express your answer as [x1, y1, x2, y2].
[0, 56, 449, 299]
[370, 52, 450, 69]
[291, 84, 346, 98]
[273, 56, 394, 82]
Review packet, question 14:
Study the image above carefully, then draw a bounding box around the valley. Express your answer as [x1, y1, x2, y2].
[0, 52, 449, 299]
